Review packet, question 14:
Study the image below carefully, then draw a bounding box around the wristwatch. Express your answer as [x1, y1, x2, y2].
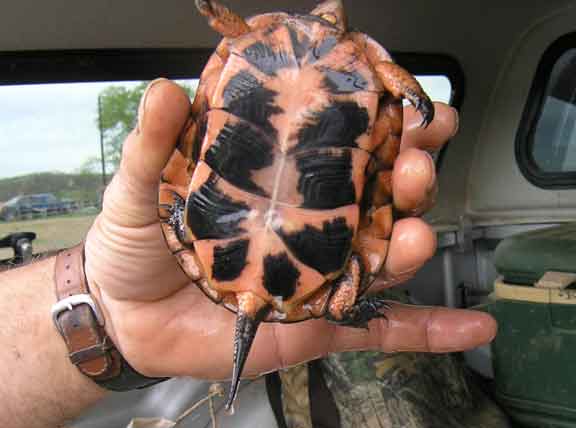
[51, 243, 167, 391]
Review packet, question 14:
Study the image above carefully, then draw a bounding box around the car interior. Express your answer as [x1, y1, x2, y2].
[2, 0, 576, 427]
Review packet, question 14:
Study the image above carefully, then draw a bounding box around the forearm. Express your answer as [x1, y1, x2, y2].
[0, 258, 106, 428]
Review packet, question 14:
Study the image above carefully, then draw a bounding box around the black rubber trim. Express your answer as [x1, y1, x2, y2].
[265, 372, 289, 428]
[516, 32, 576, 189]
[308, 359, 341, 428]
[0, 50, 463, 101]
[0, 49, 212, 85]
[394, 53, 465, 171]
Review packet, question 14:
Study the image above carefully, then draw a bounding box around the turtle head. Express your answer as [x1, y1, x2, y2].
[310, 0, 347, 31]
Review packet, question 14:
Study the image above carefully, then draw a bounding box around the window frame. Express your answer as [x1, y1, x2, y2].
[516, 32, 576, 189]
[0, 49, 212, 85]
[394, 53, 465, 109]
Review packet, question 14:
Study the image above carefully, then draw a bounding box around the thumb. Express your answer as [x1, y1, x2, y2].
[103, 79, 192, 227]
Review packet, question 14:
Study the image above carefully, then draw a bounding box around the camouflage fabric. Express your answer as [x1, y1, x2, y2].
[279, 364, 314, 428]
[279, 290, 510, 428]
[321, 351, 509, 428]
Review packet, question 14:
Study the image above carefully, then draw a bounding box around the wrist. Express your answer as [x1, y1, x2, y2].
[0, 257, 106, 428]
[52, 242, 169, 391]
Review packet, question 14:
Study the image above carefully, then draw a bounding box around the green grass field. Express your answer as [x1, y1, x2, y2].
[0, 213, 97, 259]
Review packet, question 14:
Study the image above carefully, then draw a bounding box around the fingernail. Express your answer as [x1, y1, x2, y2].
[449, 107, 459, 138]
[423, 151, 436, 190]
[137, 78, 169, 134]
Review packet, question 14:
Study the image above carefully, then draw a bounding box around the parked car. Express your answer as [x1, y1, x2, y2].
[0, 193, 70, 221]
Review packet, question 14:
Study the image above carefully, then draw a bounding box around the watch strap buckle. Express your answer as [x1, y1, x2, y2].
[51, 293, 105, 336]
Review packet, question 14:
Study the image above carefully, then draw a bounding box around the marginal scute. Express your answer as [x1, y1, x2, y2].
[356, 230, 389, 276]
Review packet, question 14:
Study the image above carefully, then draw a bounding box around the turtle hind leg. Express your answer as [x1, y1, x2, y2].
[195, 0, 251, 38]
[329, 295, 391, 329]
[325, 253, 391, 329]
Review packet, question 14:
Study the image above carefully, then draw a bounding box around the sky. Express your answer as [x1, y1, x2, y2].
[0, 76, 450, 179]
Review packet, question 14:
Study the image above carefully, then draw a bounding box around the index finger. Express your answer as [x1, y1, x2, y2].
[329, 303, 497, 354]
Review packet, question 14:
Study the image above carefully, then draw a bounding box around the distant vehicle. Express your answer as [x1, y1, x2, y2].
[0, 193, 72, 221]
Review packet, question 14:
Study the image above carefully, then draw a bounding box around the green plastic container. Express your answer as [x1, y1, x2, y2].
[487, 224, 576, 428]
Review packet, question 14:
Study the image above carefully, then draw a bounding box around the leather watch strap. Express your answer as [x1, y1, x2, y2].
[52, 243, 167, 390]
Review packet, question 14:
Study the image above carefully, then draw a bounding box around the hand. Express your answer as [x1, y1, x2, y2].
[84, 79, 496, 381]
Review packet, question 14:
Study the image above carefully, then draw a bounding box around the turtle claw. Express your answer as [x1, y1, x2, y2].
[417, 96, 435, 128]
[328, 295, 391, 329]
[406, 90, 435, 128]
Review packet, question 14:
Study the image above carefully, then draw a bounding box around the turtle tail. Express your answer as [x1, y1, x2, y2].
[226, 292, 271, 411]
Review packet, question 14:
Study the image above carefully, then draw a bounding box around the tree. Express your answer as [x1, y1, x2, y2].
[94, 81, 196, 173]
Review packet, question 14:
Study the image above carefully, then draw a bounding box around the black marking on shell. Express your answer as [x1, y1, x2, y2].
[263, 253, 300, 299]
[223, 71, 283, 137]
[186, 174, 250, 240]
[292, 101, 369, 152]
[310, 36, 339, 62]
[287, 25, 310, 61]
[212, 239, 250, 282]
[205, 120, 273, 196]
[295, 149, 355, 209]
[223, 70, 261, 105]
[242, 41, 294, 76]
[277, 217, 353, 275]
[322, 68, 369, 94]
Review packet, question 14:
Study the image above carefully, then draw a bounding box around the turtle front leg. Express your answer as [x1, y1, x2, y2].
[351, 32, 434, 127]
[326, 254, 391, 328]
[374, 62, 434, 127]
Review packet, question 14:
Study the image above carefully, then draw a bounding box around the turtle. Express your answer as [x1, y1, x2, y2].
[158, 0, 434, 410]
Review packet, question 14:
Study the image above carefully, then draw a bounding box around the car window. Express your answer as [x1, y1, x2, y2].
[413, 75, 453, 105]
[532, 49, 576, 173]
[0, 79, 198, 260]
[517, 33, 576, 188]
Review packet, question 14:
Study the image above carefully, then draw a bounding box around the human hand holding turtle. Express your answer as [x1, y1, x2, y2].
[83, 78, 496, 391]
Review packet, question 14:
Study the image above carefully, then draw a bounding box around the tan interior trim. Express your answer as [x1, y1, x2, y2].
[493, 277, 576, 305]
[535, 271, 576, 290]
